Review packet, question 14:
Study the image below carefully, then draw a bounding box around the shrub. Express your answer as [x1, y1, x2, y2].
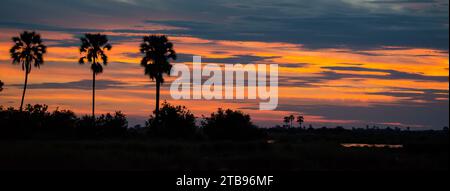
[96, 111, 128, 137]
[77, 112, 128, 138]
[202, 108, 265, 140]
[0, 104, 77, 138]
[0, 104, 128, 139]
[49, 109, 78, 129]
[0, 106, 28, 138]
[146, 101, 197, 139]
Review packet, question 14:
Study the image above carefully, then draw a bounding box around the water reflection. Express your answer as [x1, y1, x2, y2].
[341, 143, 403, 149]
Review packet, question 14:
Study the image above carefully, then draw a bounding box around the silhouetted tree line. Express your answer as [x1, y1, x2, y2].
[1, 102, 448, 140]
[145, 102, 266, 140]
[0, 103, 267, 140]
[0, 104, 127, 139]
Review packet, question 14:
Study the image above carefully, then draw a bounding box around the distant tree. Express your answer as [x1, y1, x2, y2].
[140, 35, 176, 122]
[146, 101, 196, 138]
[444, 126, 449, 132]
[283, 115, 295, 128]
[297, 115, 304, 128]
[283, 116, 290, 128]
[10, 31, 47, 111]
[202, 108, 264, 140]
[289, 115, 294, 128]
[0, 80, 3, 92]
[79, 33, 112, 122]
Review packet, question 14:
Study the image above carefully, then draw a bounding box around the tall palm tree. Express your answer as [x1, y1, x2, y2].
[78, 33, 112, 120]
[140, 35, 176, 121]
[10, 31, 47, 111]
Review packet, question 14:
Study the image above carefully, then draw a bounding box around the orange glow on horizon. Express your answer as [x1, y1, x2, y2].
[0, 29, 448, 127]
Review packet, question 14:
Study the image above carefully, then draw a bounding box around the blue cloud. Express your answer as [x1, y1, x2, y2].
[1, 0, 448, 50]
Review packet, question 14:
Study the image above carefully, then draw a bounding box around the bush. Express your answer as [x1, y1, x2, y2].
[0, 104, 77, 138]
[0, 104, 128, 139]
[202, 108, 265, 140]
[0, 106, 28, 138]
[77, 112, 128, 138]
[96, 111, 128, 137]
[49, 109, 78, 129]
[146, 101, 197, 139]
[25, 104, 50, 129]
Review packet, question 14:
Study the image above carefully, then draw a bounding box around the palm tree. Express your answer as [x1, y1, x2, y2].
[10, 31, 47, 111]
[289, 115, 295, 128]
[283, 115, 295, 128]
[283, 116, 290, 128]
[78, 33, 112, 120]
[0, 80, 4, 92]
[140, 35, 176, 121]
[297, 115, 304, 128]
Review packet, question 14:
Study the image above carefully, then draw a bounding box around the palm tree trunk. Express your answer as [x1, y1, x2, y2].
[20, 69, 29, 112]
[92, 70, 96, 127]
[155, 78, 161, 121]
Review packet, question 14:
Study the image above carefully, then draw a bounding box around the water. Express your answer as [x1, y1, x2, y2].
[341, 143, 403, 149]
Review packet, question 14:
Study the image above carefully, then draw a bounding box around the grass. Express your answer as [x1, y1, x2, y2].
[1, 136, 447, 171]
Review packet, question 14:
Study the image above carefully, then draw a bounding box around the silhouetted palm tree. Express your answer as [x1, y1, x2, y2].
[10, 31, 47, 111]
[289, 115, 295, 128]
[283, 115, 295, 128]
[140, 35, 176, 120]
[78, 33, 112, 120]
[297, 115, 304, 128]
[283, 116, 290, 128]
[0, 80, 4, 92]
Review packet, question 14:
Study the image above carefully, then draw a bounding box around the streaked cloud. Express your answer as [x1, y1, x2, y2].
[10, 79, 129, 90]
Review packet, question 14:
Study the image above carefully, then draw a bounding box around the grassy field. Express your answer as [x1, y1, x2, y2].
[1, 135, 447, 171]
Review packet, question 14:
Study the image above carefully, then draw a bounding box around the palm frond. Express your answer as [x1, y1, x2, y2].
[140, 35, 177, 84]
[10, 31, 46, 72]
[79, 33, 112, 73]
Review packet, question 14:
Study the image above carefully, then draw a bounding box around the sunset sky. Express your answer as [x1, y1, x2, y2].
[0, 0, 448, 129]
